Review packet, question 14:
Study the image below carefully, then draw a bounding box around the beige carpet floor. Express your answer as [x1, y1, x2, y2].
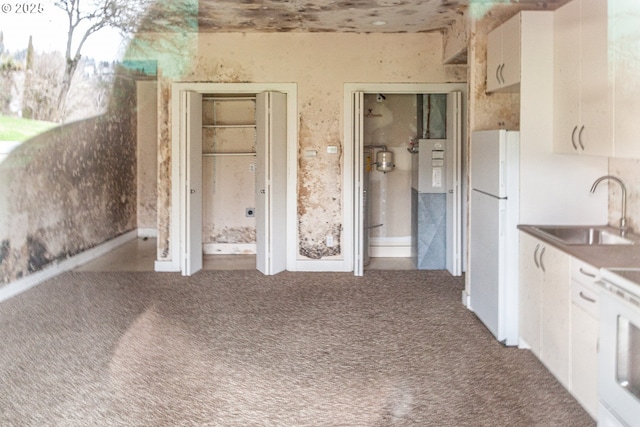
[0, 270, 594, 426]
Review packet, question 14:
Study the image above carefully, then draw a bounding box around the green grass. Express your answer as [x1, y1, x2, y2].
[0, 115, 58, 141]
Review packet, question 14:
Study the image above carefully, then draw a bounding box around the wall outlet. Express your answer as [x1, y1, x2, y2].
[249, 164, 256, 173]
[326, 235, 334, 247]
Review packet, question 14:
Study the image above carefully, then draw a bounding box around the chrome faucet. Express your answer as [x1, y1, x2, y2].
[590, 175, 630, 236]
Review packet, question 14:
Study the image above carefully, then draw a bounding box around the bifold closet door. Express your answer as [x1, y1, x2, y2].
[184, 91, 203, 275]
[256, 92, 287, 275]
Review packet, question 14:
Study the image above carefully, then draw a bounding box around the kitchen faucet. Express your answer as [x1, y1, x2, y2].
[590, 175, 630, 236]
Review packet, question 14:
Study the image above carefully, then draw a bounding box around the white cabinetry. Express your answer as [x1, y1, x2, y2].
[539, 242, 571, 387]
[553, 0, 612, 156]
[518, 232, 571, 387]
[610, 0, 640, 159]
[519, 233, 599, 422]
[486, 13, 521, 93]
[519, 232, 542, 357]
[570, 259, 600, 419]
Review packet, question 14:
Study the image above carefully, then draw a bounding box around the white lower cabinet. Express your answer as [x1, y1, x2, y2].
[540, 244, 571, 388]
[518, 232, 571, 387]
[519, 232, 542, 356]
[570, 260, 600, 419]
[519, 232, 600, 420]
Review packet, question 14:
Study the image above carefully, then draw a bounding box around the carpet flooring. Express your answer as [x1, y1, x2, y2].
[0, 270, 594, 426]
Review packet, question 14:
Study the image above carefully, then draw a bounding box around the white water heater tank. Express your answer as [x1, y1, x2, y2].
[376, 150, 394, 173]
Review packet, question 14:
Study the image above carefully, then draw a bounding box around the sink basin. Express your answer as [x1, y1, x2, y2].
[533, 226, 636, 245]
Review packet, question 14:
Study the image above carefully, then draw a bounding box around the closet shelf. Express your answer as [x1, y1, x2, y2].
[202, 152, 256, 157]
[202, 124, 256, 129]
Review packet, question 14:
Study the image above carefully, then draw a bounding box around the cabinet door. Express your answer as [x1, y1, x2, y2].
[486, 25, 503, 93]
[500, 15, 521, 88]
[571, 298, 599, 418]
[579, 0, 612, 156]
[553, 0, 581, 154]
[540, 244, 571, 387]
[609, 0, 640, 158]
[519, 232, 542, 356]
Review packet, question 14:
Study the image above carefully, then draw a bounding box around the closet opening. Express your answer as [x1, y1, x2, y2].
[169, 83, 296, 276]
[345, 83, 466, 277]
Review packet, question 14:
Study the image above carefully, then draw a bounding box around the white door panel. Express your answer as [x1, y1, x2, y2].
[446, 91, 462, 276]
[185, 91, 203, 275]
[353, 92, 365, 277]
[256, 92, 288, 275]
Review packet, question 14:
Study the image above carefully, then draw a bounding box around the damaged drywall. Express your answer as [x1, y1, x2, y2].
[156, 78, 173, 260]
[133, 31, 464, 264]
[297, 95, 344, 259]
[0, 73, 137, 285]
[137, 80, 158, 231]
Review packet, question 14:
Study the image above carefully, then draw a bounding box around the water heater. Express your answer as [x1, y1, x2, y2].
[411, 139, 446, 193]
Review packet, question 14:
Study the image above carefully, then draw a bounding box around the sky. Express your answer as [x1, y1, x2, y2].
[0, 2, 125, 62]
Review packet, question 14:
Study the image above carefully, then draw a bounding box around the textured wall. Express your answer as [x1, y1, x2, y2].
[0, 74, 137, 285]
[145, 32, 465, 263]
[136, 80, 158, 231]
[608, 158, 640, 233]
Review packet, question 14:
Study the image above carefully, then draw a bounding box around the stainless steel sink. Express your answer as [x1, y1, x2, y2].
[532, 225, 636, 245]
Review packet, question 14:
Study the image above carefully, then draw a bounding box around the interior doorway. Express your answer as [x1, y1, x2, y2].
[169, 83, 297, 276]
[344, 83, 467, 277]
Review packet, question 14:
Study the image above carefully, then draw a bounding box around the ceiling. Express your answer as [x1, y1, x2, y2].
[198, 0, 465, 33]
[142, 0, 570, 34]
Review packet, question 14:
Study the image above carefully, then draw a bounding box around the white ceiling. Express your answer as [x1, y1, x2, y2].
[142, 1, 570, 34]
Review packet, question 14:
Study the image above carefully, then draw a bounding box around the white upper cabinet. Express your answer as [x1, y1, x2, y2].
[553, 0, 613, 156]
[610, 0, 640, 159]
[486, 14, 521, 93]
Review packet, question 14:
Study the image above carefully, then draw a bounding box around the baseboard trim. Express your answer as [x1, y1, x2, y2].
[518, 338, 531, 350]
[369, 246, 412, 258]
[461, 290, 471, 308]
[294, 259, 351, 272]
[154, 260, 180, 272]
[0, 230, 138, 303]
[203, 243, 256, 255]
[138, 228, 158, 238]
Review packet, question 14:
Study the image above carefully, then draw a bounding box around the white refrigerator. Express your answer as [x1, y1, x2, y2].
[469, 130, 519, 346]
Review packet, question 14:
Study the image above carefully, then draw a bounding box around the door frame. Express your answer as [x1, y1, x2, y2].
[164, 82, 298, 274]
[343, 83, 467, 275]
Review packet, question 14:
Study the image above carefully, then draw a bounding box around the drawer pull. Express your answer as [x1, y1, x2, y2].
[578, 267, 596, 279]
[578, 125, 585, 151]
[579, 291, 596, 304]
[571, 126, 578, 151]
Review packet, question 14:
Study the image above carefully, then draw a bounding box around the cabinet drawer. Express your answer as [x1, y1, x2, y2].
[571, 280, 600, 319]
[571, 259, 600, 286]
